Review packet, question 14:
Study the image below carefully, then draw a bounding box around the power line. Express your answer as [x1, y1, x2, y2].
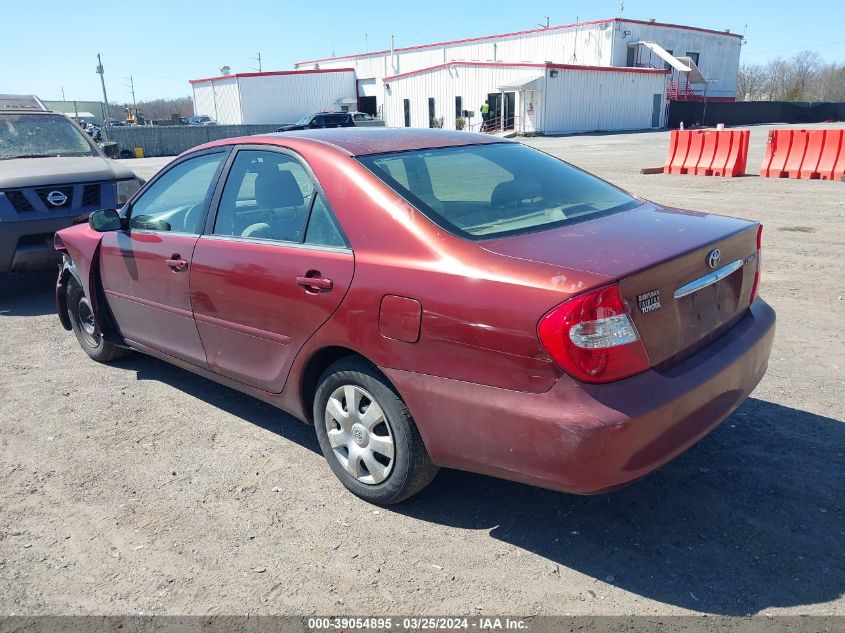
[743, 39, 845, 57]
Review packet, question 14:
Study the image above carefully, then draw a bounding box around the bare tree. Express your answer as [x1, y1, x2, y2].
[737, 63, 767, 100]
[764, 58, 792, 100]
[815, 62, 845, 101]
[790, 51, 822, 100]
[107, 97, 194, 123]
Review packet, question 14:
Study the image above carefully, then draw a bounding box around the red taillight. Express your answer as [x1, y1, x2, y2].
[538, 284, 651, 383]
[53, 233, 67, 253]
[749, 224, 763, 304]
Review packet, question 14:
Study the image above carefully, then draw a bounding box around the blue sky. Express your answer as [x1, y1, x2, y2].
[1, 0, 842, 102]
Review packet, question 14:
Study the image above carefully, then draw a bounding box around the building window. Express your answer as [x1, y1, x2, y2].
[686, 52, 700, 66]
[455, 96, 463, 118]
[403, 99, 410, 127]
[664, 49, 674, 71]
[428, 98, 436, 128]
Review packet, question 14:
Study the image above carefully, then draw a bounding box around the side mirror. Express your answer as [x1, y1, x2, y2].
[89, 208, 123, 232]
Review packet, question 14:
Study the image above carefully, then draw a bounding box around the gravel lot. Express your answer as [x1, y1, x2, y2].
[1, 123, 843, 616]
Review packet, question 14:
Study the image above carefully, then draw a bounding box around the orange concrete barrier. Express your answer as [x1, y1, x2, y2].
[760, 129, 845, 180]
[664, 129, 749, 177]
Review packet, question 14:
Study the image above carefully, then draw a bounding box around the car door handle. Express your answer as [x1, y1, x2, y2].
[296, 275, 333, 290]
[166, 256, 188, 272]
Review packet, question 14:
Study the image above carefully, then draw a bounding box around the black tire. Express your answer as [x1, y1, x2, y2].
[66, 279, 130, 363]
[313, 358, 439, 504]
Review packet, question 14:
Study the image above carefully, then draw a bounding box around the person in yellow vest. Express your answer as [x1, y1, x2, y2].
[480, 100, 490, 132]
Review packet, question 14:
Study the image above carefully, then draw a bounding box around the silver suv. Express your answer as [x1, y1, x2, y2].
[0, 95, 143, 274]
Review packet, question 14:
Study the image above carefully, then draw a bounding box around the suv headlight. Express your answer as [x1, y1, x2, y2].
[116, 177, 142, 205]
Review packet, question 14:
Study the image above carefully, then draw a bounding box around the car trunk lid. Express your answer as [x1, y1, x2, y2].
[480, 202, 760, 367]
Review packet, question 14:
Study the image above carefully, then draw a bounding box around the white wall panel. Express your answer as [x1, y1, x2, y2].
[543, 68, 667, 133]
[612, 21, 742, 98]
[238, 71, 357, 124]
[192, 83, 216, 120]
[384, 64, 666, 134]
[384, 65, 547, 132]
[191, 78, 240, 124]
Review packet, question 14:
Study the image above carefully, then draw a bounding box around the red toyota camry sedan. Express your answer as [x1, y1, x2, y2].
[54, 129, 775, 504]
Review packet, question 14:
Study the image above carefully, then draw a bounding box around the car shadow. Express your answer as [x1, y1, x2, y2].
[0, 272, 57, 317]
[397, 397, 845, 615]
[106, 352, 844, 615]
[112, 353, 321, 453]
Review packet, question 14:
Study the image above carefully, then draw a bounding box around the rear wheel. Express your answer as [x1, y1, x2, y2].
[67, 279, 130, 363]
[313, 358, 438, 504]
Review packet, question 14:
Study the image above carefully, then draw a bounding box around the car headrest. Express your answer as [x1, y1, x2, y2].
[490, 178, 542, 209]
[255, 168, 304, 209]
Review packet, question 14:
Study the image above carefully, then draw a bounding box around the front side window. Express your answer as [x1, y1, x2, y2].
[0, 114, 98, 159]
[128, 152, 223, 233]
[214, 150, 315, 243]
[359, 143, 639, 239]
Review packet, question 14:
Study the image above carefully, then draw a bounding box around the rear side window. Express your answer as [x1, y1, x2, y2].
[214, 150, 315, 243]
[359, 143, 639, 239]
[305, 194, 348, 248]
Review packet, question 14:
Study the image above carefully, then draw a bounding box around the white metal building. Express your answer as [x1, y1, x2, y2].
[291, 17, 741, 132]
[190, 69, 357, 125]
[382, 62, 668, 134]
[189, 17, 741, 133]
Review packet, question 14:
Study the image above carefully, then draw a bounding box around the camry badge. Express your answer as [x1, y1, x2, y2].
[637, 289, 661, 314]
[46, 190, 68, 206]
[707, 248, 721, 269]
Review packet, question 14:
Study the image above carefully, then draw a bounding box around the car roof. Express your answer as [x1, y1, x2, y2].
[253, 128, 510, 156]
[0, 94, 48, 111]
[0, 108, 57, 115]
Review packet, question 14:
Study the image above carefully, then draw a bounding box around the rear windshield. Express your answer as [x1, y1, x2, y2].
[0, 113, 98, 160]
[358, 143, 639, 239]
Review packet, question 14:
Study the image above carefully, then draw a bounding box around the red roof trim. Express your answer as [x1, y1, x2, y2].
[295, 17, 741, 65]
[383, 61, 669, 83]
[189, 67, 355, 85]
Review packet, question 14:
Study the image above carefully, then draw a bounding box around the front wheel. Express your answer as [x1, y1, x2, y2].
[67, 279, 130, 363]
[313, 358, 438, 504]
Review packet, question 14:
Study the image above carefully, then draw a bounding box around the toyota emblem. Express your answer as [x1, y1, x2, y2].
[707, 248, 721, 269]
[46, 190, 68, 206]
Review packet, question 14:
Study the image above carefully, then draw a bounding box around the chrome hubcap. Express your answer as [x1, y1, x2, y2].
[324, 385, 394, 485]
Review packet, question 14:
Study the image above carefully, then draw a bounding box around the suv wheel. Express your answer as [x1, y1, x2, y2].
[313, 358, 438, 504]
[67, 279, 130, 363]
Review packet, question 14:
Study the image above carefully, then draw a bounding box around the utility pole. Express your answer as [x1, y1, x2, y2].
[60, 87, 66, 100]
[126, 75, 137, 111]
[251, 52, 262, 72]
[96, 53, 111, 139]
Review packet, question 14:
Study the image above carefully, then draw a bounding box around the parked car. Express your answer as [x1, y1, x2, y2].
[54, 129, 775, 504]
[0, 99, 143, 274]
[187, 115, 216, 126]
[348, 111, 375, 122]
[276, 112, 354, 132]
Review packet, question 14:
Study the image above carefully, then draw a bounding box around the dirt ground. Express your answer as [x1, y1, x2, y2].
[1, 123, 843, 616]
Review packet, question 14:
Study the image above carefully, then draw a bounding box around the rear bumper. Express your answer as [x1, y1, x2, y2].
[0, 216, 76, 274]
[383, 299, 776, 494]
